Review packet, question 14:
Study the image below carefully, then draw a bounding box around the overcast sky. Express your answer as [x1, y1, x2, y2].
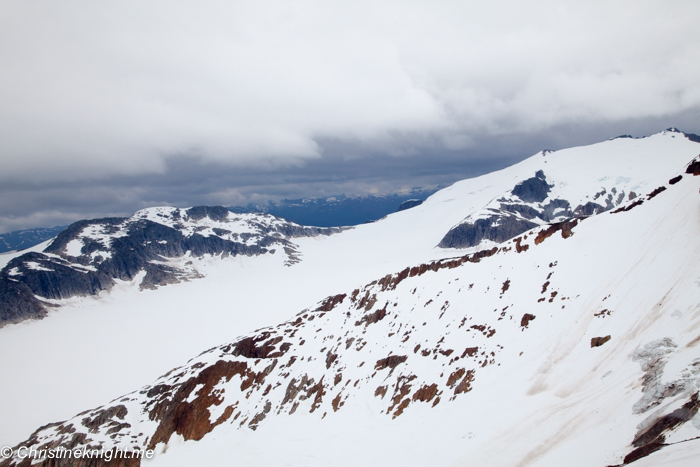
[1, 0, 699, 232]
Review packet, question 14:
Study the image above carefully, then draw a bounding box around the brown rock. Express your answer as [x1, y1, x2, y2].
[375, 355, 408, 371]
[521, 314, 536, 327]
[591, 335, 611, 347]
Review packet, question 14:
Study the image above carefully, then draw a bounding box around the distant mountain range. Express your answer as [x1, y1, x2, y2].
[0, 191, 434, 255]
[0, 226, 67, 254]
[228, 189, 437, 227]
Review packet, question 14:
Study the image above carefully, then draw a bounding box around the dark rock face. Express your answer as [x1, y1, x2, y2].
[438, 214, 539, 249]
[573, 202, 606, 217]
[501, 198, 572, 222]
[398, 199, 423, 211]
[5, 252, 115, 300]
[438, 168, 638, 250]
[685, 158, 700, 175]
[511, 170, 551, 203]
[0, 207, 343, 327]
[622, 392, 700, 464]
[439, 171, 564, 249]
[184, 206, 230, 222]
[684, 133, 700, 143]
[0, 279, 48, 325]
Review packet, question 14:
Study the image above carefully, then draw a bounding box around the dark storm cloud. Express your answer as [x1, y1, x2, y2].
[1, 1, 699, 232]
[3, 109, 699, 234]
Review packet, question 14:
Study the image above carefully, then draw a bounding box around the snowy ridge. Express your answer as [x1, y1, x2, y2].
[3, 154, 700, 466]
[0, 206, 344, 327]
[439, 128, 697, 249]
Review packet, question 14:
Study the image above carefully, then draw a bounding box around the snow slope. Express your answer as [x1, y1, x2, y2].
[1, 130, 699, 466]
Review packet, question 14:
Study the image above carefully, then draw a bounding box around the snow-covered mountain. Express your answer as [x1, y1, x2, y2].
[1, 129, 700, 467]
[0, 206, 342, 326]
[438, 132, 692, 249]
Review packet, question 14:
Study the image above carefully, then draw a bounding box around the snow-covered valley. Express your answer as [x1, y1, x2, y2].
[1, 129, 700, 466]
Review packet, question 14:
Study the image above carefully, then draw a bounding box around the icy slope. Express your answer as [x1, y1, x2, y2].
[3, 154, 700, 466]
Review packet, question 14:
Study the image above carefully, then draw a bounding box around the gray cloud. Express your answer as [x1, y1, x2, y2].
[1, 1, 699, 231]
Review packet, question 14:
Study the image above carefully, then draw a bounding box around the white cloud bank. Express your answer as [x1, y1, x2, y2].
[1, 0, 699, 183]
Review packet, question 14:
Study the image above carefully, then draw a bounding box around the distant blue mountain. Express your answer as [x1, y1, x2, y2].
[229, 190, 437, 227]
[0, 225, 68, 254]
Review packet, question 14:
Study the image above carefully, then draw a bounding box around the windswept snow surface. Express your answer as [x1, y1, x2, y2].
[1, 130, 699, 466]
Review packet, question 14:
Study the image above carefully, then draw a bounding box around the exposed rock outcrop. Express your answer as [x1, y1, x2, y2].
[438, 167, 641, 250]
